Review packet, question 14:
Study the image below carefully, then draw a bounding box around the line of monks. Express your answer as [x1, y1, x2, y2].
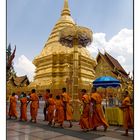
[8, 87, 133, 136]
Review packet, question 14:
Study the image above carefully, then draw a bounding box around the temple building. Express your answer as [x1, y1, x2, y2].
[8, 75, 30, 87]
[95, 51, 129, 79]
[95, 51, 133, 97]
[29, 0, 96, 95]
[7, 75, 30, 99]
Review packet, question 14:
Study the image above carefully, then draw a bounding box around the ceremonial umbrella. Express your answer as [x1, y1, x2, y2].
[93, 76, 120, 107]
[59, 25, 93, 100]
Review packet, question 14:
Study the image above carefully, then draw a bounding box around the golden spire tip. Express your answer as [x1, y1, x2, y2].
[61, 0, 71, 16]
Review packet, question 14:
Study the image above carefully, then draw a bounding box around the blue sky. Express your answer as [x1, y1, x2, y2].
[7, 0, 133, 80]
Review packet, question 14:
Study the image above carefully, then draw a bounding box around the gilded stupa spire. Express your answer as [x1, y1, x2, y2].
[31, 0, 96, 100]
[61, 0, 71, 16]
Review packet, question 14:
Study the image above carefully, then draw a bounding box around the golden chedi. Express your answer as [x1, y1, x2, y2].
[59, 25, 93, 99]
[30, 0, 96, 96]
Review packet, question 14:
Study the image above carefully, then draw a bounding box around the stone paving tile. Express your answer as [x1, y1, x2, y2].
[6, 102, 134, 140]
[94, 137, 121, 140]
[7, 118, 134, 140]
[92, 131, 133, 140]
[30, 130, 63, 139]
[7, 130, 23, 137]
[51, 135, 84, 140]
[7, 121, 32, 129]
[16, 128, 47, 134]
[116, 130, 133, 135]
[7, 120, 104, 140]
[36, 124, 103, 140]
[7, 134, 44, 140]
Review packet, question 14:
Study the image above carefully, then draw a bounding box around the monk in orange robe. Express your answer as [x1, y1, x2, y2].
[19, 93, 27, 121]
[8, 93, 18, 119]
[53, 95, 64, 128]
[61, 87, 73, 127]
[29, 89, 39, 123]
[79, 89, 92, 132]
[43, 89, 50, 121]
[47, 94, 56, 126]
[120, 91, 133, 136]
[91, 87, 109, 131]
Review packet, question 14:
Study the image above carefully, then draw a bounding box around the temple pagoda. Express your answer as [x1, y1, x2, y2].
[29, 0, 96, 95]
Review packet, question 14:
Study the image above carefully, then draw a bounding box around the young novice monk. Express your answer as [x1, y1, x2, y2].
[91, 87, 109, 131]
[19, 93, 28, 121]
[29, 89, 39, 123]
[120, 91, 133, 136]
[47, 94, 56, 126]
[61, 88, 73, 128]
[79, 89, 91, 132]
[53, 95, 64, 128]
[8, 92, 18, 119]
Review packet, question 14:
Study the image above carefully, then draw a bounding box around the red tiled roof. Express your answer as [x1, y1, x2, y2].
[96, 52, 128, 78]
[105, 52, 127, 75]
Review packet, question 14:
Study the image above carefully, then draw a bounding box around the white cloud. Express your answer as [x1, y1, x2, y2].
[117, 56, 126, 64]
[106, 28, 133, 54]
[14, 55, 35, 81]
[87, 28, 133, 73]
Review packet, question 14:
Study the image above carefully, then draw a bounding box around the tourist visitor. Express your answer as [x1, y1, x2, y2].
[15, 94, 19, 100]
[91, 87, 109, 131]
[120, 91, 133, 136]
[61, 87, 73, 128]
[108, 95, 114, 107]
[43, 89, 50, 121]
[53, 95, 64, 128]
[8, 92, 18, 119]
[27, 93, 30, 100]
[19, 92, 24, 99]
[29, 89, 39, 123]
[38, 95, 43, 101]
[113, 94, 119, 106]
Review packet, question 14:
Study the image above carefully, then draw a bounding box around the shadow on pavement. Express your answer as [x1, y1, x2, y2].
[7, 119, 105, 140]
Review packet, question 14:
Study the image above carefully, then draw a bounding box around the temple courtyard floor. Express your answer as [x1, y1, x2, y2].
[7, 101, 133, 140]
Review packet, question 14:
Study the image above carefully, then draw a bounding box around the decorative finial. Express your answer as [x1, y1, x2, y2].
[61, 0, 71, 16]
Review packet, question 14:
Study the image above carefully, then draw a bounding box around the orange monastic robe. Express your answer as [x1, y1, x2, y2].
[91, 93, 109, 128]
[20, 97, 27, 121]
[62, 92, 73, 121]
[30, 93, 39, 120]
[79, 94, 92, 129]
[8, 96, 18, 118]
[48, 98, 56, 122]
[122, 96, 133, 129]
[54, 99, 64, 124]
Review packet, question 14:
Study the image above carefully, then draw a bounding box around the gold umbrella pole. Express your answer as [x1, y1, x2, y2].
[72, 37, 79, 100]
[59, 25, 93, 120]
[105, 88, 108, 108]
